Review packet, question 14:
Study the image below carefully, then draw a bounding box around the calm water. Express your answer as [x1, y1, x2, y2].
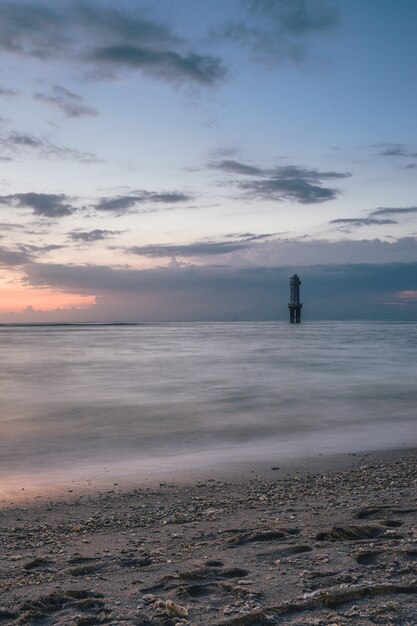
[0, 322, 416, 490]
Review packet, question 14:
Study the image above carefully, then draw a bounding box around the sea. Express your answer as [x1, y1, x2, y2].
[0, 321, 416, 495]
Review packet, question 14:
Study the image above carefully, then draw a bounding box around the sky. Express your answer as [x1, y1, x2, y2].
[0, 0, 416, 321]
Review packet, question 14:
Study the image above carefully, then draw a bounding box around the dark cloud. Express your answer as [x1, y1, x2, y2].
[0, 246, 32, 266]
[0, 3, 65, 57]
[0, 130, 99, 161]
[90, 45, 225, 85]
[18, 243, 64, 254]
[209, 159, 350, 203]
[375, 143, 417, 158]
[0, 87, 19, 98]
[129, 241, 248, 258]
[238, 236, 417, 267]
[219, 0, 339, 64]
[210, 160, 350, 180]
[226, 232, 276, 242]
[239, 178, 338, 203]
[21, 259, 417, 321]
[247, 0, 339, 34]
[128, 233, 276, 261]
[0, 2, 225, 86]
[370, 206, 417, 217]
[34, 85, 98, 118]
[0, 192, 75, 218]
[329, 207, 417, 231]
[70, 229, 121, 242]
[93, 191, 192, 215]
[93, 196, 139, 215]
[0, 222, 23, 231]
[208, 159, 265, 176]
[8, 132, 42, 148]
[330, 217, 397, 228]
[268, 165, 350, 181]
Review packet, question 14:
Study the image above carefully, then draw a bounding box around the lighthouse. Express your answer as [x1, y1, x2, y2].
[288, 274, 302, 323]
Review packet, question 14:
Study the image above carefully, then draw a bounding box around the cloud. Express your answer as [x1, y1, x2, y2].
[208, 159, 265, 176]
[0, 87, 19, 98]
[93, 191, 192, 215]
[238, 176, 339, 203]
[34, 85, 98, 117]
[17, 243, 64, 262]
[210, 160, 350, 180]
[21, 258, 417, 321]
[0, 130, 99, 161]
[224, 236, 417, 267]
[0, 1, 225, 86]
[329, 217, 397, 228]
[375, 143, 417, 158]
[89, 45, 225, 86]
[70, 229, 121, 242]
[226, 232, 277, 241]
[0, 192, 76, 217]
[0, 245, 32, 266]
[370, 206, 417, 217]
[18, 243, 64, 254]
[247, 0, 339, 34]
[209, 159, 350, 203]
[0, 222, 23, 231]
[127, 233, 276, 261]
[129, 241, 248, 258]
[219, 0, 339, 64]
[328, 206, 417, 231]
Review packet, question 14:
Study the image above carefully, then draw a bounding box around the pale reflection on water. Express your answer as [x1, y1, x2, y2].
[0, 322, 416, 492]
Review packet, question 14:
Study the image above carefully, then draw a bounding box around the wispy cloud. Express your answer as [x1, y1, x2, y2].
[89, 45, 225, 86]
[375, 143, 417, 158]
[226, 232, 277, 241]
[33, 85, 98, 118]
[129, 240, 248, 258]
[218, 0, 339, 65]
[93, 191, 192, 215]
[209, 160, 350, 180]
[330, 217, 397, 228]
[70, 229, 121, 242]
[18, 243, 64, 254]
[0, 2, 226, 86]
[0, 245, 32, 266]
[247, 0, 339, 34]
[209, 159, 350, 204]
[0, 130, 99, 162]
[208, 159, 265, 176]
[240, 178, 340, 203]
[370, 206, 417, 217]
[329, 206, 417, 230]
[0, 86, 19, 98]
[0, 193, 76, 218]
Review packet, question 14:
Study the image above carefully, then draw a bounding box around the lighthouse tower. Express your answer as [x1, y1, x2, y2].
[288, 274, 302, 323]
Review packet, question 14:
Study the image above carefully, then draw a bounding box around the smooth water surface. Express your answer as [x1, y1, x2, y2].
[0, 322, 416, 490]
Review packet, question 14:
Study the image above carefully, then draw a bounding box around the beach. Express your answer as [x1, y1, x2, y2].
[1, 448, 415, 625]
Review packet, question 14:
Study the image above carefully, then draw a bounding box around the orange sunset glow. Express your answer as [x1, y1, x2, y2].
[0, 285, 95, 313]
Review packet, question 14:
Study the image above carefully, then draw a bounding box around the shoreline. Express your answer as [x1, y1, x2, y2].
[1, 445, 414, 508]
[0, 446, 415, 504]
[1, 447, 415, 624]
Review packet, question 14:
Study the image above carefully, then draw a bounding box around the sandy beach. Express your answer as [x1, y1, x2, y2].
[0, 449, 416, 625]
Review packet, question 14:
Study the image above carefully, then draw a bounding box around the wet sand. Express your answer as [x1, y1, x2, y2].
[0, 449, 416, 625]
